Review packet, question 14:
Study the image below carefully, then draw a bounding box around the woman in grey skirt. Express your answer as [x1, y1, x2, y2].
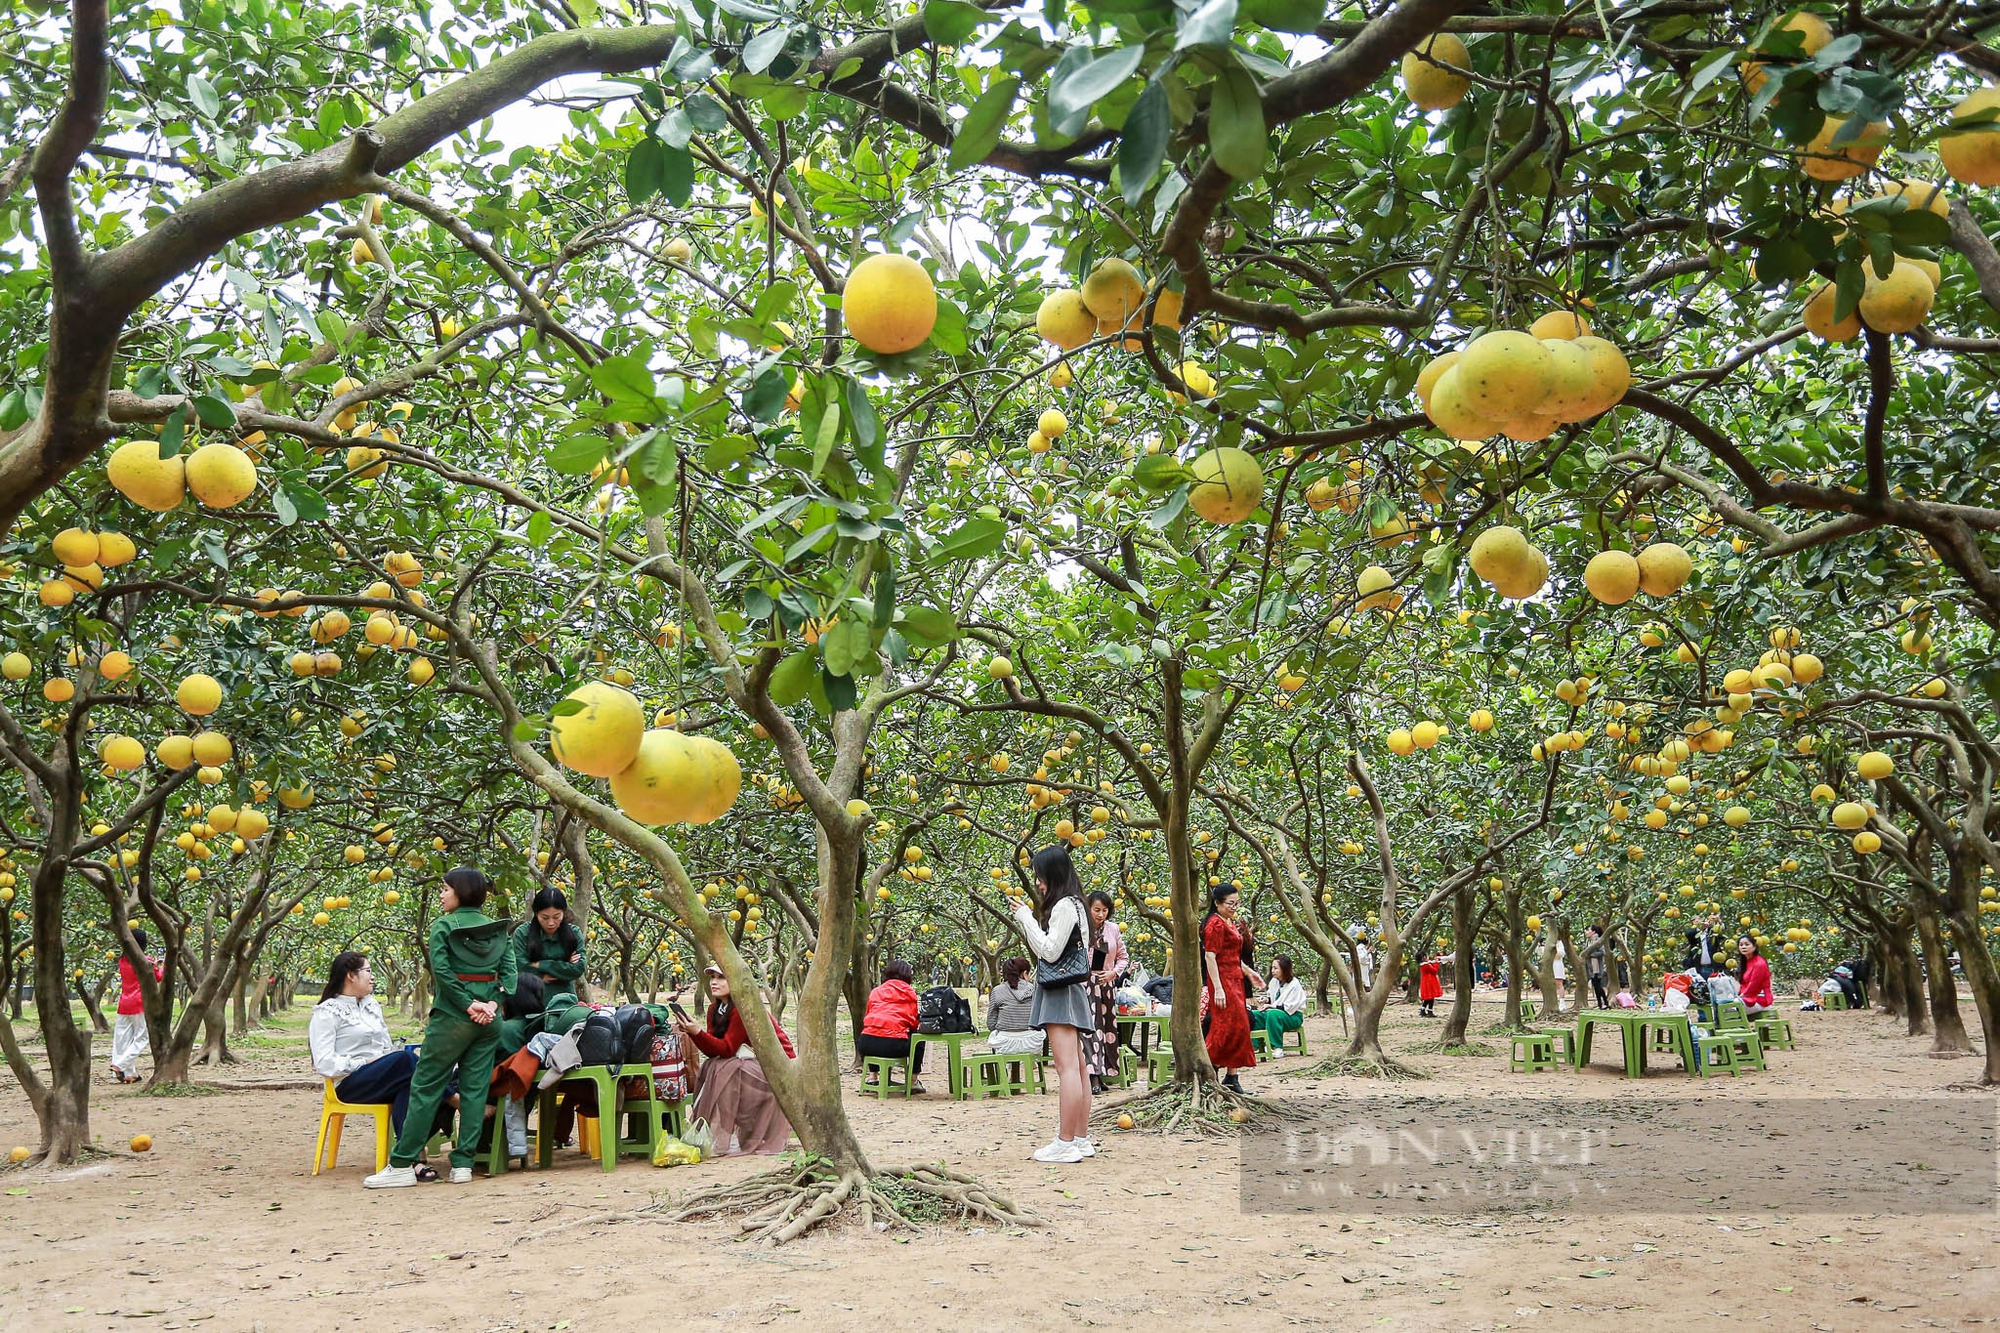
[1011, 845, 1094, 1163]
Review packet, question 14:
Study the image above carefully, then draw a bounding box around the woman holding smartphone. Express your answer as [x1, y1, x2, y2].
[1011, 846, 1094, 1164]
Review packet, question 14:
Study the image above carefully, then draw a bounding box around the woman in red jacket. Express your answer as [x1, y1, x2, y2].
[856, 960, 926, 1094]
[1737, 936, 1774, 1014]
[674, 963, 796, 1156]
[110, 929, 164, 1084]
[1418, 954, 1445, 1017]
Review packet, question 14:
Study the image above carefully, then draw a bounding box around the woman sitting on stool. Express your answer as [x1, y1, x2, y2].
[857, 959, 926, 1094]
[310, 951, 452, 1181]
[987, 957, 1042, 1056]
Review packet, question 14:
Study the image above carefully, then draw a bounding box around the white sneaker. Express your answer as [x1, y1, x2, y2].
[363, 1164, 416, 1189]
[448, 1166, 472, 1184]
[1270, 1048, 1286, 1059]
[1074, 1137, 1097, 1158]
[1033, 1138, 1084, 1164]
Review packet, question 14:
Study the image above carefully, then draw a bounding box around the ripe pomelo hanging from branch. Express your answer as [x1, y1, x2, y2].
[550, 681, 645, 778]
[844, 253, 936, 354]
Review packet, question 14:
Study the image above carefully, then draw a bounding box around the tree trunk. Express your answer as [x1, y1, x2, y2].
[75, 973, 109, 1034]
[1440, 885, 1476, 1046]
[1498, 890, 1528, 1030]
[29, 848, 95, 1163]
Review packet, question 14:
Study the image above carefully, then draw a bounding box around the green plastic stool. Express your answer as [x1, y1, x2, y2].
[534, 1066, 660, 1173]
[1283, 1023, 1310, 1057]
[1250, 1028, 1271, 1059]
[1147, 1048, 1175, 1085]
[860, 1053, 914, 1098]
[1537, 1027, 1577, 1067]
[1712, 1000, 1751, 1029]
[1692, 1033, 1739, 1077]
[1724, 1028, 1766, 1072]
[1509, 1032, 1559, 1072]
[1755, 1016, 1795, 1051]
[962, 1053, 1019, 1100]
[1824, 991, 1849, 1010]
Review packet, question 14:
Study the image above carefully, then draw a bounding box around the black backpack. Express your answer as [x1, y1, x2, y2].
[1686, 973, 1713, 1007]
[614, 1003, 656, 1067]
[915, 986, 973, 1035]
[575, 1009, 623, 1071]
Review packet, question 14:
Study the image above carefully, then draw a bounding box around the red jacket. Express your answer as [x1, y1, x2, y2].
[1739, 953, 1774, 1008]
[1418, 959, 1443, 1002]
[862, 979, 920, 1039]
[689, 1000, 795, 1060]
[117, 956, 162, 1016]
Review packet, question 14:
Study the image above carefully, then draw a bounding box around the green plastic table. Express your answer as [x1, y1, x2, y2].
[913, 1030, 986, 1099]
[1114, 1012, 1168, 1058]
[1575, 1010, 1697, 1077]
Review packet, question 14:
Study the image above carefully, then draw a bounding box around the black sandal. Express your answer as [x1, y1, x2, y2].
[412, 1162, 440, 1183]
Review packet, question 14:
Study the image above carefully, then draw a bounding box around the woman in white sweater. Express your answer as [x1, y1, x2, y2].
[1011, 846, 1094, 1163]
[309, 952, 449, 1180]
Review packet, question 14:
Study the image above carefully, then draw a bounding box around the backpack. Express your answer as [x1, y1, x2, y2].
[613, 1003, 656, 1067]
[575, 1009, 623, 1071]
[915, 985, 973, 1035]
[1686, 973, 1712, 1007]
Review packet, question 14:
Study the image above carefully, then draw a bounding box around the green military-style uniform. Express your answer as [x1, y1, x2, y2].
[391, 906, 518, 1169]
[513, 918, 585, 990]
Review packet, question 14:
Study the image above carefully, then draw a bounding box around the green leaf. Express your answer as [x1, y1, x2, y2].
[277, 477, 327, 522]
[548, 431, 609, 475]
[811, 401, 842, 477]
[949, 77, 1021, 171]
[821, 667, 857, 714]
[822, 616, 872, 675]
[769, 650, 818, 706]
[742, 25, 791, 74]
[660, 143, 695, 207]
[1049, 46, 1144, 134]
[625, 136, 666, 205]
[898, 606, 960, 647]
[526, 510, 554, 547]
[928, 516, 1007, 564]
[923, 0, 989, 45]
[589, 354, 668, 422]
[930, 298, 968, 355]
[1118, 81, 1170, 205]
[1209, 65, 1267, 179]
[1889, 208, 1951, 248]
[1176, 0, 1238, 50]
[158, 404, 189, 459]
[743, 363, 790, 423]
[187, 73, 220, 119]
[191, 391, 237, 429]
[845, 375, 881, 463]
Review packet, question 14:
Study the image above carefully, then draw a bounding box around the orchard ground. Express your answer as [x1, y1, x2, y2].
[3, 997, 1994, 1331]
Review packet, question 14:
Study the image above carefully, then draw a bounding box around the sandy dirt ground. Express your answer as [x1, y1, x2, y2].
[2, 993, 1996, 1332]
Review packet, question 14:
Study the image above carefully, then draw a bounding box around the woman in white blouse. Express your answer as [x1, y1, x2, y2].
[309, 952, 449, 1180]
[1251, 954, 1308, 1057]
[1011, 846, 1095, 1164]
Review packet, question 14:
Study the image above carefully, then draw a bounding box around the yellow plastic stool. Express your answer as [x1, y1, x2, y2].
[577, 1114, 601, 1160]
[313, 1078, 392, 1175]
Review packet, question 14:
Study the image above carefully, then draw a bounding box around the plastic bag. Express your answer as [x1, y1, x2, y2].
[652, 1134, 701, 1167]
[681, 1116, 715, 1161]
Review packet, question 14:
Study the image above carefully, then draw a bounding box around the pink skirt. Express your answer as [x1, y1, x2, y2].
[690, 1054, 793, 1157]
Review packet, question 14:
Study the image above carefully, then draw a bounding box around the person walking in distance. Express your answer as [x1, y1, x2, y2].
[1011, 846, 1095, 1163]
[109, 929, 162, 1084]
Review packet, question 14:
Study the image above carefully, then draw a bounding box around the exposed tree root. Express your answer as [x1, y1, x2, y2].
[1293, 1051, 1429, 1080]
[651, 1154, 1039, 1244]
[1091, 1078, 1306, 1137]
[1402, 1039, 1496, 1057]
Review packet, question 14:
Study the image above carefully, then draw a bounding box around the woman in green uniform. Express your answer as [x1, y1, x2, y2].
[515, 886, 585, 995]
[365, 866, 517, 1188]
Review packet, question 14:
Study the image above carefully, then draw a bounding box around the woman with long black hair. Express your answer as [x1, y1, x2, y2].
[1202, 882, 1256, 1093]
[1011, 846, 1094, 1163]
[515, 885, 585, 995]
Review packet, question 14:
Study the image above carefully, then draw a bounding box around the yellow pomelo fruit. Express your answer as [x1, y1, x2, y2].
[1876, 178, 1949, 219]
[1036, 291, 1097, 349]
[1856, 751, 1893, 780]
[100, 735, 144, 770]
[1857, 261, 1935, 333]
[1802, 282, 1860, 342]
[52, 528, 100, 565]
[1498, 413, 1561, 443]
[1852, 830, 1880, 854]
[1400, 33, 1470, 111]
[682, 735, 743, 824]
[1412, 720, 1440, 748]
[1150, 288, 1184, 329]
[1455, 330, 1555, 421]
[1386, 728, 1414, 755]
[107, 440, 187, 512]
[1723, 806, 1750, 827]
[1940, 88, 2000, 187]
[1355, 564, 1399, 611]
[156, 735, 194, 769]
[844, 253, 936, 354]
[1528, 310, 1591, 340]
[611, 729, 719, 825]
[1185, 448, 1265, 524]
[1739, 11, 1832, 93]
[278, 785, 315, 809]
[184, 443, 258, 508]
[1569, 336, 1630, 413]
[549, 681, 645, 778]
[96, 650, 133, 679]
[1424, 365, 1500, 439]
[1831, 801, 1870, 830]
[95, 532, 137, 566]
[190, 732, 233, 767]
[1636, 543, 1691, 596]
[176, 673, 223, 716]
[1469, 709, 1493, 731]
[1798, 116, 1888, 181]
[1540, 339, 1600, 421]
[236, 808, 269, 839]
[1490, 545, 1548, 600]
[1039, 408, 1068, 438]
[1791, 652, 1823, 683]
[0, 652, 29, 681]
[1080, 258, 1146, 328]
[1469, 525, 1533, 585]
[1583, 550, 1642, 605]
[38, 579, 75, 607]
[1414, 350, 1460, 410]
